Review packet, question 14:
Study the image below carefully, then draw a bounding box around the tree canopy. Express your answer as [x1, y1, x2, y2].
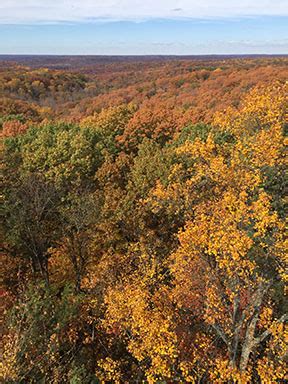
[1, 57, 287, 383]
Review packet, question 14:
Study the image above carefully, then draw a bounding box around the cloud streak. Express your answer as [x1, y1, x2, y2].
[0, 0, 288, 24]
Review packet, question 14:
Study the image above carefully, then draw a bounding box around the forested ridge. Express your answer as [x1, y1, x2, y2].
[1, 57, 287, 383]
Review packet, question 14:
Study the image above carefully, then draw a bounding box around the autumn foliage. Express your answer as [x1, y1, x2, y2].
[1, 57, 287, 383]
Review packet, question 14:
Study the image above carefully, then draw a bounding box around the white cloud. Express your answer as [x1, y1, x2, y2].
[2, 37, 287, 55]
[0, 0, 287, 24]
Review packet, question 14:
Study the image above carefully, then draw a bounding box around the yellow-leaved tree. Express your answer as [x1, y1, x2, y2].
[169, 82, 287, 382]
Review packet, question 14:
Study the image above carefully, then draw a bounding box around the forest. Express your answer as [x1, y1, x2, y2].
[1, 56, 287, 383]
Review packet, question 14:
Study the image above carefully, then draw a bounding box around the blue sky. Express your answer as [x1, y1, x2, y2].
[0, 1, 287, 54]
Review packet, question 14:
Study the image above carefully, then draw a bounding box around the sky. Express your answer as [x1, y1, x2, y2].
[0, 0, 287, 55]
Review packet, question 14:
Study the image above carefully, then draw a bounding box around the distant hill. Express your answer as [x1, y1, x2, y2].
[0, 54, 287, 69]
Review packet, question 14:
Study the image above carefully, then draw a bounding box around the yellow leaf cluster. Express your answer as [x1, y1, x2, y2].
[104, 275, 178, 382]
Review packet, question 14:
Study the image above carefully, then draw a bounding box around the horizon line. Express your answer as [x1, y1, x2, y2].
[1, 53, 287, 57]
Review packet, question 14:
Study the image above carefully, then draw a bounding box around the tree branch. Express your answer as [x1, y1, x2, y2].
[255, 313, 288, 345]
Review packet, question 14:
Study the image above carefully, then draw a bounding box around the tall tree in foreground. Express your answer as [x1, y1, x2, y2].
[170, 81, 287, 382]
